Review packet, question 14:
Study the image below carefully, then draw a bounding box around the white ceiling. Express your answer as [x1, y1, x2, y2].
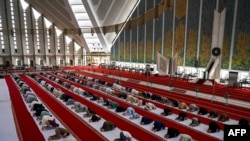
[25, 0, 140, 53]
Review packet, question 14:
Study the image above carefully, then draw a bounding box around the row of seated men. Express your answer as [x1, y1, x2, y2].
[30, 74, 137, 141]
[39, 71, 249, 134]
[35, 72, 196, 140]
[51, 71, 249, 128]
[13, 75, 73, 141]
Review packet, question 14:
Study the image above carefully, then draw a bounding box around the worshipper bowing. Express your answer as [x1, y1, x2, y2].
[164, 127, 180, 139]
[151, 120, 165, 132]
[189, 117, 200, 127]
[114, 131, 132, 141]
[175, 112, 187, 121]
[207, 121, 220, 133]
[89, 114, 101, 122]
[122, 107, 135, 116]
[140, 116, 153, 125]
[160, 108, 172, 116]
[48, 127, 70, 140]
[100, 121, 116, 132]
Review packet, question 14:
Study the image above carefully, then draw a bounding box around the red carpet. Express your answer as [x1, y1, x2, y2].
[59, 71, 226, 129]
[46, 73, 221, 141]
[79, 66, 250, 102]
[20, 74, 108, 141]
[35, 73, 165, 141]
[76, 70, 250, 122]
[5, 75, 45, 141]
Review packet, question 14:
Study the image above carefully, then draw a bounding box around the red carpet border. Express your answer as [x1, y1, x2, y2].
[5, 75, 45, 141]
[77, 70, 250, 122]
[20, 74, 108, 141]
[45, 73, 221, 141]
[80, 66, 250, 102]
[61, 71, 226, 129]
[35, 73, 165, 141]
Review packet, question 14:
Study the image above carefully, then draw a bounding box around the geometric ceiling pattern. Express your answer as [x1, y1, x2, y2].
[25, 0, 140, 53]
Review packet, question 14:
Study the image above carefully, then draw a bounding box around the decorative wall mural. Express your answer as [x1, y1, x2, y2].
[111, 0, 250, 71]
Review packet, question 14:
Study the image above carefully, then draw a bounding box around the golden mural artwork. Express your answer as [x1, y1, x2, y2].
[175, 0, 187, 20]
[221, 36, 231, 69]
[131, 42, 137, 62]
[186, 29, 198, 65]
[146, 40, 153, 63]
[125, 41, 130, 62]
[200, 35, 211, 67]
[154, 37, 162, 62]
[174, 23, 185, 65]
[138, 40, 144, 62]
[119, 41, 124, 61]
[174, 23, 185, 55]
[232, 31, 250, 69]
[163, 31, 172, 58]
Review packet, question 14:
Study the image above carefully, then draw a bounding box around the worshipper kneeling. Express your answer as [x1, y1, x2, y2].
[97, 97, 104, 104]
[48, 127, 70, 141]
[26, 95, 38, 103]
[108, 101, 119, 109]
[122, 107, 135, 116]
[30, 102, 44, 111]
[66, 98, 75, 105]
[208, 110, 219, 118]
[207, 121, 220, 133]
[60, 94, 73, 102]
[115, 106, 126, 113]
[138, 99, 145, 106]
[140, 116, 153, 125]
[179, 134, 192, 141]
[164, 127, 180, 139]
[187, 104, 199, 112]
[151, 120, 165, 132]
[41, 116, 59, 130]
[175, 112, 187, 121]
[198, 107, 208, 115]
[189, 117, 200, 127]
[129, 112, 140, 120]
[71, 102, 87, 113]
[161, 108, 172, 116]
[114, 131, 132, 141]
[89, 114, 101, 122]
[170, 99, 179, 107]
[100, 121, 116, 132]
[144, 102, 156, 111]
[83, 108, 96, 118]
[37, 110, 51, 120]
[218, 113, 229, 122]
[39, 115, 53, 126]
[239, 117, 249, 126]
[178, 102, 187, 109]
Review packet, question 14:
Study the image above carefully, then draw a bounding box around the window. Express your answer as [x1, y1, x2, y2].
[10, 1, 17, 49]
[17, 60, 21, 66]
[0, 14, 4, 48]
[60, 60, 63, 65]
[40, 60, 43, 65]
[78, 59, 81, 65]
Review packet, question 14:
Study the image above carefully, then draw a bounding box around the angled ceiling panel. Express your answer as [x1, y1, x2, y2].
[25, 0, 140, 53]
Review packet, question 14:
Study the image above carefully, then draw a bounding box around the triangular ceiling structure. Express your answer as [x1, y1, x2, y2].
[25, 0, 140, 53]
